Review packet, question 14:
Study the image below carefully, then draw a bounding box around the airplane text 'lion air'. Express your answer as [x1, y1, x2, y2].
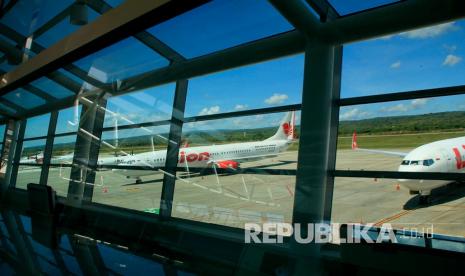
[352, 131, 465, 203]
[98, 112, 297, 183]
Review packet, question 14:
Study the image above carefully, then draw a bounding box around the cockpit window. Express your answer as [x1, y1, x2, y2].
[401, 160, 410, 165]
[423, 159, 434, 166]
[410, 160, 420, 165]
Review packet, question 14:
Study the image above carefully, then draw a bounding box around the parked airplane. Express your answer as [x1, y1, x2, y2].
[352, 132, 465, 204]
[98, 111, 297, 183]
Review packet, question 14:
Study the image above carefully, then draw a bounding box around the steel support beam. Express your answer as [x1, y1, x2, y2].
[4, 120, 25, 190]
[121, 30, 305, 93]
[39, 111, 58, 185]
[290, 41, 335, 274]
[67, 95, 106, 204]
[323, 45, 342, 221]
[320, 0, 465, 44]
[268, 0, 321, 37]
[160, 79, 188, 217]
[0, 0, 209, 96]
[305, 0, 339, 21]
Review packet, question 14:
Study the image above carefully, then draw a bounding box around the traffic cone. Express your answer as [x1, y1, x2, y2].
[395, 183, 400, 191]
[102, 186, 108, 193]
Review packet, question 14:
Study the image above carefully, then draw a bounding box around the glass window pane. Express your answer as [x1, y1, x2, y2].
[172, 112, 299, 228]
[19, 139, 46, 164]
[328, 0, 400, 16]
[16, 165, 43, 189]
[93, 125, 170, 211]
[74, 37, 169, 84]
[31, 77, 75, 99]
[47, 135, 77, 197]
[103, 83, 175, 128]
[148, 0, 293, 58]
[24, 113, 50, 139]
[337, 95, 465, 172]
[342, 20, 464, 98]
[1, 0, 71, 37]
[185, 54, 304, 117]
[3, 89, 46, 109]
[56, 105, 82, 134]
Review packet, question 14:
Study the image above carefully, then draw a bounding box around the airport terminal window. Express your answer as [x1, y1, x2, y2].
[103, 83, 175, 128]
[333, 20, 465, 242]
[172, 112, 300, 228]
[56, 105, 82, 134]
[184, 54, 304, 117]
[16, 139, 46, 189]
[93, 125, 170, 212]
[47, 135, 77, 196]
[341, 19, 465, 98]
[24, 113, 50, 139]
[148, 0, 294, 58]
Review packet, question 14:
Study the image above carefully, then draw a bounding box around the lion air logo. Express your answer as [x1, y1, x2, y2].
[282, 122, 295, 138]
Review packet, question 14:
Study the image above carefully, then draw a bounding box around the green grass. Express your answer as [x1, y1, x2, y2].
[337, 131, 465, 150]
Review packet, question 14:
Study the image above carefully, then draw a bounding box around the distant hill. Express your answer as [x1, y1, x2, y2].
[23, 111, 465, 155]
[338, 111, 465, 136]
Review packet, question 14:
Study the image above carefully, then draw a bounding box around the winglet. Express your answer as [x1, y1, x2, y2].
[352, 131, 358, 150]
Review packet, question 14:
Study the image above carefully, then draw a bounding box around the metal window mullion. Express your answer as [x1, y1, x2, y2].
[323, 45, 343, 221]
[290, 41, 335, 273]
[67, 96, 105, 204]
[8, 120, 26, 188]
[83, 97, 107, 201]
[39, 111, 58, 185]
[160, 79, 188, 218]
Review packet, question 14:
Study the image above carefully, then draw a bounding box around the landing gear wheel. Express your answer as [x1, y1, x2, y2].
[419, 195, 430, 205]
[136, 178, 142, 184]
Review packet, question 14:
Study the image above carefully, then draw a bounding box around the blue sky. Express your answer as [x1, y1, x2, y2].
[4, 1, 465, 146]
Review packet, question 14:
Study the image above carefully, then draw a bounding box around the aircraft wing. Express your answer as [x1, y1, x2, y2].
[352, 132, 408, 157]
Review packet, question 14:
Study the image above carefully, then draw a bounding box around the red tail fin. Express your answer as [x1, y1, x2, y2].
[352, 131, 358, 150]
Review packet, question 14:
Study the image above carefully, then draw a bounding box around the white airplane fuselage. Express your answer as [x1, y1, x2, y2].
[398, 136, 465, 195]
[99, 139, 291, 178]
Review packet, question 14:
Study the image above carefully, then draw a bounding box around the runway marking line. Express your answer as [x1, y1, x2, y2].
[374, 210, 413, 227]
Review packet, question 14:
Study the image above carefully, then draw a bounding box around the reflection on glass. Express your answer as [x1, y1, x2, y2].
[0, 124, 5, 143]
[47, 135, 76, 197]
[185, 54, 304, 117]
[103, 83, 175, 128]
[172, 112, 299, 228]
[24, 113, 50, 139]
[342, 19, 465, 98]
[74, 37, 169, 84]
[93, 125, 170, 211]
[16, 165, 42, 189]
[56, 105, 82, 134]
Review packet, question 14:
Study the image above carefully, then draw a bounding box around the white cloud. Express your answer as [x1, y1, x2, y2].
[381, 104, 409, 113]
[234, 104, 248, 110]
[442, 54, 462, 66]
[399, 22, 456, 39]
[411, 98, 429, 108]
[198, 105, 220, 116]
[390, 61, 401, 69]
[380, 22, 456, 40]
[340, 108, 370, 120]
[381, 99, 429, 113]
[265, 93, 288, 105]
